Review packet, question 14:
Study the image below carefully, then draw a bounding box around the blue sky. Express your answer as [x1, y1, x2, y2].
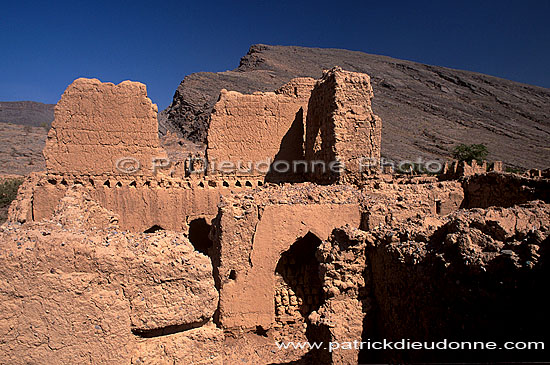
[1, 0, 549, 109]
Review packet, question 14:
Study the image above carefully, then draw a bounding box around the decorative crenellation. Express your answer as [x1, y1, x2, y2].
[36, 173, 266, 191]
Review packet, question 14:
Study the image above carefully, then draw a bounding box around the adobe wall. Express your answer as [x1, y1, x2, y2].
[303, 201, 550, 364]
[211, 184, 361, 330]
[305, 67, 382, 184]
[30, 70, 382, 232]
[44, 78, 167, 175]
[462, 172, 550, 208]
[360, 178, 464, 231]
[0, 192, 222, 364]
[9, 172, 267, 232]
[440, 160, 504, 180]
[207, 78, 316, 181]
[366, 201, 550, 364]
[24, 77, 283, 231]
[312, 226, 370, 365]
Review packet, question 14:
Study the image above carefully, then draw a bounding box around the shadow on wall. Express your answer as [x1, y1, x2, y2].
[304, 79, 338, 185]
[143, 219, 214, 258]
[266, 108, 306, 183]
[361, 227, 550, 363]
[143, 225, 164, 233]
[461, 172, 550, 209]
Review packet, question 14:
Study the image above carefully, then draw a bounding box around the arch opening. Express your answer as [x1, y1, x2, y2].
[274, 232, 323, 327]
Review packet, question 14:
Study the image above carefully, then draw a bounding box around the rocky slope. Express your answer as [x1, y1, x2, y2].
[0, 122, 47, 175]
[160, 44, 550, 169]
[0, 101, 51, 176]
[0, 101, 54, 127]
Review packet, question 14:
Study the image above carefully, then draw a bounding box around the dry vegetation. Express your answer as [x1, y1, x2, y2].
[0, 177, 23, 222]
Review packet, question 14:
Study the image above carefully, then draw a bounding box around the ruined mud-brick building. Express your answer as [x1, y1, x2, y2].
[1, 67, 549, 364]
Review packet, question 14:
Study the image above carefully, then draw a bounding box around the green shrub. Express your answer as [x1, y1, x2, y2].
[452, 143, 488, 164]
[0, 178, 23, 222]
[40, 121, 51, 132]
[505, 166, 523, 174]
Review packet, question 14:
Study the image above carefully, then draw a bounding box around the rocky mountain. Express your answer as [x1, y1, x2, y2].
[0, 101, 54, 127]
[160, 44, 550, 169]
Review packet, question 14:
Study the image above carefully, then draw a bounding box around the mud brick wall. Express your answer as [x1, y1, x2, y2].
[305, 67, 382, 184]
[211, 184, 361, 330]
[462, 172, 550, 208]
[207, 78, 315, 181]
[44, 78, 167, 175]
[9, 172, 267, 232]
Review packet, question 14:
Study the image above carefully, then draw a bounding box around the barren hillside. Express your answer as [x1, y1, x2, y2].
[160, 44, 550, 169]
[0, 101, 54, 127]
[0, 101, 51, 175]
[0, 123, 46, 175]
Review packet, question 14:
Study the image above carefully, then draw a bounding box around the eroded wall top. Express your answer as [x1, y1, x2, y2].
[305, 67, 382, 184]
[44, 78, 166, 175]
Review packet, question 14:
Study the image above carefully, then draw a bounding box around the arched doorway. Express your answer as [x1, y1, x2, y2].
[274, 232, 323, 326]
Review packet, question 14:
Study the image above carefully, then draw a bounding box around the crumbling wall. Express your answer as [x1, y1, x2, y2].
[305, 201, 550, 364]
[305, 67, 382, 184]
[274, 232, 324, 326]
[365, 201, 550, 363]
[440, 160, 488, 179]
[7, 70, 550, 365]
[360, 179, 464, 231]
[44, 78, 167, 175]
[6, 172, 36, 223]
[311, 226, 371, 365]
[462, 172, 550, 209]
[211, 184, 361, 331]
[25, 70, 383, 233]
[0, 191, 221, 364]
[207, 78, 316, 181]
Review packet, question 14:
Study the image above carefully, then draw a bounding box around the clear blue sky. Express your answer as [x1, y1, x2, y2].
[1, 0, 549, 109]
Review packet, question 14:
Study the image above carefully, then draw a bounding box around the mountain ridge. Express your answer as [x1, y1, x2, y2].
[0, 101, 54, 127]
[160, 44, 550, 169]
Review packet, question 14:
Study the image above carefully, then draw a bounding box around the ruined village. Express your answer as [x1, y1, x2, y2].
[0, 64, 549, 365]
